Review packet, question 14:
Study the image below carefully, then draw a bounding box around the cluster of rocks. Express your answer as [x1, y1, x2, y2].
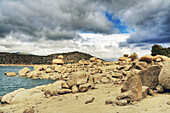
[106, 55, 170, 106]
[1, 54, 169, 106]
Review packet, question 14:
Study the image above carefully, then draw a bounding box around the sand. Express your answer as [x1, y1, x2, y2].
[0, 83, 170, 113]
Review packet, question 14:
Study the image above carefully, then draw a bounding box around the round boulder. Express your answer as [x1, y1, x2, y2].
[139, 55, 153, 63]
[58, 55, 63, 59]
[159, 60, 170, 90]
[19, 67, 30, 77]
[52, 59, 64, 65]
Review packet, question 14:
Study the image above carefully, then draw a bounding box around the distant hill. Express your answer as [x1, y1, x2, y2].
[0, 51, 93, 65]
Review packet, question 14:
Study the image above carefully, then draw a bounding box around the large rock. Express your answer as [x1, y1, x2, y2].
[153, 55, 169, 61]
[142, 86, 149, 99]
[90, 57, 97, 62]
[45, 68, 54, 73]
[1, 93, 12, 104]
[135, 61, 148, 70]
[53, 80, 69, 89]
[79, 84, 91, 92]
[54, 65, 62, 72]
[159, 60, 170, 90]
[34, 65, 48, 71]
[115, 100, 128, 106]
[139, 55, 153, 63]
[42, 84, 59, 97]
[26, 70, 44, 78]
[72, 85, 79, 93]
[69, 71, 89, 85]
[1, 88, 30, 104]
[19, 67, 30, 76]
[4, 72, 17, 77]
[138, 65, 161, 89]
[93, 74, 102, 83]
[11, 91, 30, 103]
[52, 59, 64, 65]
[118, 57, 131, 62]
[58, 89, 72, 94]
[58, 55, 63, 59]
[117, 73, 142, 101]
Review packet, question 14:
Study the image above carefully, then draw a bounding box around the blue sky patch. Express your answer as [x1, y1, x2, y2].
[105, 11, 135, 33]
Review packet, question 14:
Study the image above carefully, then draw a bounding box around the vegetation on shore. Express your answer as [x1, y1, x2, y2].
[0, 51, 93, 65]
[151, 44, 170, 57]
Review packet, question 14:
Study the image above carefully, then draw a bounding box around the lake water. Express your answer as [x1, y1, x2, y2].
[0, 66, 55, 96]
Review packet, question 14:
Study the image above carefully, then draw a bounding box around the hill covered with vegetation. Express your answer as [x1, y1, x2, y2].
[0, 51, 93, 65]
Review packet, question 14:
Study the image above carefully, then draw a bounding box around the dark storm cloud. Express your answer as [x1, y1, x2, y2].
[123, 0, 170, 44]
[0, 0, 112, 41]
[0, 0, 169, 45]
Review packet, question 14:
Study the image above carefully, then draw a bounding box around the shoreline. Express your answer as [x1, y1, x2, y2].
[0, 64, 51, 67]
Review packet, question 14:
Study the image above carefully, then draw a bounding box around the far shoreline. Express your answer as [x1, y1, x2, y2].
[0, 64, 51, 67]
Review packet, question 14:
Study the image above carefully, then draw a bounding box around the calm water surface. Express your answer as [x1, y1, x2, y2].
[0, 66, 55, 96]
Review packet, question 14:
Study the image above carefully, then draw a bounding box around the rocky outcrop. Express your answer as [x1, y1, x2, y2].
[116, 72, 142, 101]
[142, 86, 149, 99]
[52, 59, 64, 65]
[153, 55, 169, 61]
[159, 59, 170, 90]
[2, 53, 168, 106]
[4, 72, 17, 77]
[138, 65, 161, 89]
[118, 57, 131, 62]
[19, 67, 30, 76]
[139, 55, 153, 63]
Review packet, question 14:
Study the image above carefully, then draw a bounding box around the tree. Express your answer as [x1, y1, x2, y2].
[151, 44, 170, 56]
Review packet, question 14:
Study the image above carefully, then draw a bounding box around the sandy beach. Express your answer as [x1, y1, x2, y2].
[0, 83, 170, 113]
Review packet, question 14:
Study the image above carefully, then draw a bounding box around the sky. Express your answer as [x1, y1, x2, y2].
[0, 0, 169, 59]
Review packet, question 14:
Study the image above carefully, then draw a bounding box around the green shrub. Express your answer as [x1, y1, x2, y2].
[129, 52, 138, 61]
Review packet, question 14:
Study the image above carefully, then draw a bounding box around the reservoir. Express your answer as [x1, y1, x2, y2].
[0, 66, 55, 96]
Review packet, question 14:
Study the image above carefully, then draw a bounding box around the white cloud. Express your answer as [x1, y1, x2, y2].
[0, 33, 159, 59]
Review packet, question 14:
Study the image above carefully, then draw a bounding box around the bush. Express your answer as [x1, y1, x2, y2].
[151, 44, 170, 56]
[129, 52, 138, 61]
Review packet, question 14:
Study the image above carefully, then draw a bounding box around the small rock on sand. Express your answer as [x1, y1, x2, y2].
[85, 97, 95, 104]
[105, 99, 113, 105]
[23, 108, 34, 113]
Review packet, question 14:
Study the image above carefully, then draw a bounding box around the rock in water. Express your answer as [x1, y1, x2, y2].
[117, 73, 142, 101]
[159, 60, 170, 90]
[19, 67, 30, 76]
[4, 72, 17, 77]
[138, 65, 161, 89]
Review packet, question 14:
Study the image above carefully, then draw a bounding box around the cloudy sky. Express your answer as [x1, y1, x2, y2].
[0, 0, 169, 59]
